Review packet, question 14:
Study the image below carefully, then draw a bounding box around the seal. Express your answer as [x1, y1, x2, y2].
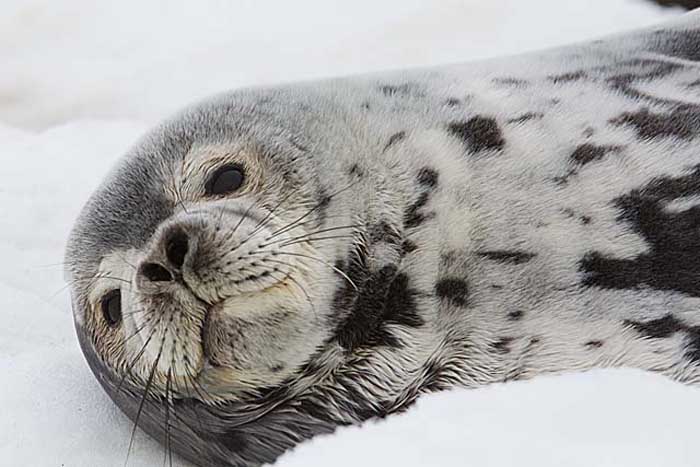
[65, 10, 700, 467]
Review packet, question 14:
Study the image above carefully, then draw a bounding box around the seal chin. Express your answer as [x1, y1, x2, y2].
[124, 283, 207, 394]
[126, 265, 298, 400]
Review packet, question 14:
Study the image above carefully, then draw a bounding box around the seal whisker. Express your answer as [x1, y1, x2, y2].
[255, 249, 359, 291]
[244, 184, 307, 239]
[113, 251, 138, 271]
[267, 268, 317, 317]
[178, 366, 209, 432]
[116, 313, 166, 394]
[275, 234, 357, 249]
[123, 323, 170, 467]
[265, 180, 359, 241]
[165, 359, 207, 434]
[260, 223, 362, 247]
[162, 368, 173, 467]
[121, 311, 159, 346]
[230, 188, 308, 254]
[50, 273, 133, 301]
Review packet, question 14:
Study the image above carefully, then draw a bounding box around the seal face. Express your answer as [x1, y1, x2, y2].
[65, 11, 700, 467]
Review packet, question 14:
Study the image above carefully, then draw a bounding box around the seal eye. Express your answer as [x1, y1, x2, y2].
[205, 164, 245, 196]
[101, 289, 122, 326]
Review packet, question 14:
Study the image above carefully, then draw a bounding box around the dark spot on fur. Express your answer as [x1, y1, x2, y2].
[571, 143, 619, 166]
[369, 221, 401, 247]
[379, 84, 407, 96]
[688, 79, 700, 88]
[584, 340, 604, 348]
[402, 240, 418, 255]
[492, 337, 514, 354]
[448, 117, 505, 153]
[581, 165, 700, 297]
[445, 98, 461, 107]
[508, 310, 525, 321]
[507, 112, 544, 124]
[549, 70, 587, 84]
[319, 192, 332, 208]
[383, 131, 406, 152]
[333, 252, 424, 351]
[493, 77, 529, 87]
[379, 83, 424, 98]
[361, 102, 370, 111]
[435, 278, 469, 307]
[404, 192, 434, 228]
[611, 107, 700, 140]
[604, 59, 683, 105]
[652, 29, 700, 62]
[417, 167, 439, 188]
[556, 144, 621, 184]
[624, 315, 700, 364]
[477, 250, 535, 265]
[348, 163, 364, 177]
[685, 326, 700, 363]
[625, 314, 684, 339]
[580, 215, 592, 225]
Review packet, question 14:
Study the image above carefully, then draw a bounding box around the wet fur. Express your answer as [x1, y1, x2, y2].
[66, 12, 700, 467]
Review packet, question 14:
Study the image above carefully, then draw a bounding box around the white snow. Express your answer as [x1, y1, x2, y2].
[0, 1, 694, 466]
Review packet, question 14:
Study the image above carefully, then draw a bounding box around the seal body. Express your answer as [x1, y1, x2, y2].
[66, 11, 700, 467]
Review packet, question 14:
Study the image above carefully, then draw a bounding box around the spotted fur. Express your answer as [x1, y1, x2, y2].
[65, 11, 700, 467]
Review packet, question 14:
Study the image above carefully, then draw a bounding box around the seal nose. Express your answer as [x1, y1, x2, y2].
[138, 228, 189, 284]
[165, 228, 189, 269]
[139, 262, 173, 282]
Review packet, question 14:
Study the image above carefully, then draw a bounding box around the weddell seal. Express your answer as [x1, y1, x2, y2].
[65, 10, 700, 467]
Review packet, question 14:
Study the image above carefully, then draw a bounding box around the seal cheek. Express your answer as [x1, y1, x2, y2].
[199, 294, 325, 394]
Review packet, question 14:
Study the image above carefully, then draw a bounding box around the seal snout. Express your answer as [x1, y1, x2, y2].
[138, 227, 190, 284]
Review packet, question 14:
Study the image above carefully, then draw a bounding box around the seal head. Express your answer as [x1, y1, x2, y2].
[65, 88, 382, 465]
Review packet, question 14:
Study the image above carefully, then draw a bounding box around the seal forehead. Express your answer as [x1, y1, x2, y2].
[66, 144, 175, 277]
[65, 110, 219, 280]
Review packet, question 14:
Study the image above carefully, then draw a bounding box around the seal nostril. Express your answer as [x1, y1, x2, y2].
[166, 230, 189, 269]
[140, 262, 173, 282]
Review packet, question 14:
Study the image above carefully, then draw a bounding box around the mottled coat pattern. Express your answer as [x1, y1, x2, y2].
[66, 12, 700, 467]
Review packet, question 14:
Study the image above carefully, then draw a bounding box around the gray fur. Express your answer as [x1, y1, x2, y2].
[65, 11, 700, 467]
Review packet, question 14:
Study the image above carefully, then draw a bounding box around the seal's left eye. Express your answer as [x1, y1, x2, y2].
[100, 289, 122, 326]
[205, 164, 245, 196]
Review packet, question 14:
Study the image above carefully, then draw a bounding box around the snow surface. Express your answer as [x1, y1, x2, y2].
[0, 1, 696, 466]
